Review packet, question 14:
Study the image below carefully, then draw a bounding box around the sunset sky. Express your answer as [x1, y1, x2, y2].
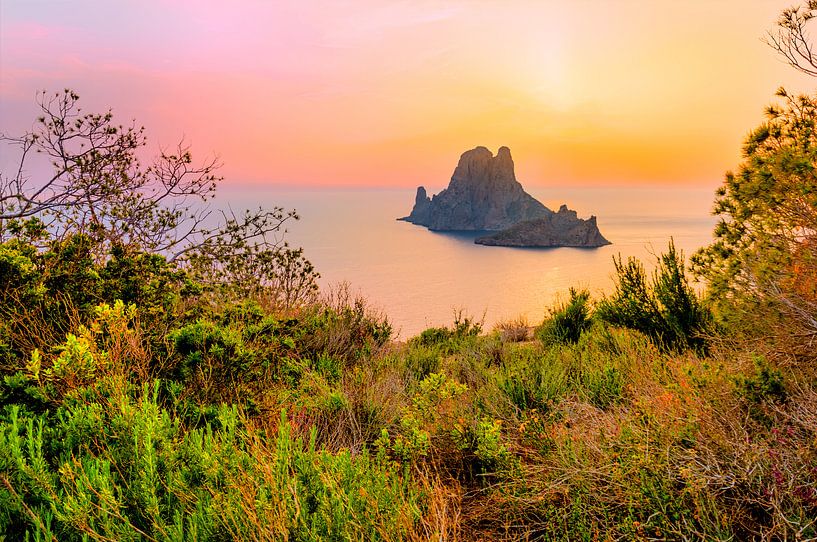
[1, 1, 814, 188]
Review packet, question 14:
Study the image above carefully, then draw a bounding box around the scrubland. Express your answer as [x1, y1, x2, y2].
[1, 234, 814, 541]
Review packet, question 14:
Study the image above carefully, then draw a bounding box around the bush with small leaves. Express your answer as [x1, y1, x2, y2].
[598, 240, 711, 353]
[736, 356, 786, 405]
[536, 288, 593, 346]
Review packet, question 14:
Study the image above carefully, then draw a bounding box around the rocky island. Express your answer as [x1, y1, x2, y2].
[475, 205, 610, 247]
[399, 146, 610, 248]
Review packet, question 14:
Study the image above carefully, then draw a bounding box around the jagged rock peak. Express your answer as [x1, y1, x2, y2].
[399, 146, 550, 231]
[406, 186, 433, 225]
[557, 204, 578, 219]
[414, 186, 429, 206]
[450, 146, 518, 191]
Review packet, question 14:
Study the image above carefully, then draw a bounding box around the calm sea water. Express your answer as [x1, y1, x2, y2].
[220, 186, 719, 338]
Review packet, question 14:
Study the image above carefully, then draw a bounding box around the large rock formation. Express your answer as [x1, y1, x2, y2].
[475, 205, 611, 247]
[400, 146, 550, 230]
[399, 146, 610, 248]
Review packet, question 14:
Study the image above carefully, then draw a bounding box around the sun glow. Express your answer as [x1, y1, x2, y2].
[0, 0, 813, 188]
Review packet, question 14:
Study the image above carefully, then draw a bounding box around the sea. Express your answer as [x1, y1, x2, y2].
[220, 186, 719, 339]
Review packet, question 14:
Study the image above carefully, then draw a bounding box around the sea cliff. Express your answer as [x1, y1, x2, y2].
[400, 146, 609, 247]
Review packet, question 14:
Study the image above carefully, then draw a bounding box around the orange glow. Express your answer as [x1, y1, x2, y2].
[0, 1, 814, 187]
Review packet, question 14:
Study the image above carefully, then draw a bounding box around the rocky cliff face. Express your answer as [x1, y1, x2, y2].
[475, 205, 611, 248]
[405, 186, 433, 225]
[400, 146, 551, 230]
[399, 146, 610, 248]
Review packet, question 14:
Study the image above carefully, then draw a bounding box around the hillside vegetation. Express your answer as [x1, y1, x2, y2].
[2, 24, 817, 540]
[2, 224, 815, 540]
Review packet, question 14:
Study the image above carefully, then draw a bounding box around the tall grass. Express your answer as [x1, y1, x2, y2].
[1, 244, 815, 540]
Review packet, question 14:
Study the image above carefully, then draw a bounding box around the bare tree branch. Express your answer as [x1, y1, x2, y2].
[0, 89, 319, 310]
[765, 1, 817, 77]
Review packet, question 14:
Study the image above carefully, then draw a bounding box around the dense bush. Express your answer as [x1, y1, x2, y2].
[0, 301, 420, 540]
[0, 236, 192, 374]
[394, 313, 483, 383]
[412, 312, 482, 352]
[296, 289, 393, 365]
[0, 279, 814, 540]
[598, 240, 712, 353]
[536, 287, 593, 345]
[0, 390, 422, 540]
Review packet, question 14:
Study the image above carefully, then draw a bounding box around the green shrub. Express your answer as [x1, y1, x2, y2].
[574, 327, 632, 409]
[170, 320, 247, 379]
[378, 372, 467, 463]
[297, 293, 393, 365]
[597, 240, 711, 353]
[413, 312, 482, 352]
[415, 326, 452, 346]
[537, 288, 593, 346]
[453, 417, 512, 474]
[736, 356, 786, 404]
[166, 314, 305, 408]
[498, 346, 569, 411]
[582, 363, 625, 409]
[403, 342, 442, 380]
[0, 380, 424, 541]
[0, 236, 196, 375]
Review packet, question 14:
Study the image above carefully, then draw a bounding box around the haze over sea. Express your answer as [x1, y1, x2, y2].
[221, 185, 717, 338]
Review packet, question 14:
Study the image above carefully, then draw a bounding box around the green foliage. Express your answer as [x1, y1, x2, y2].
[693, 89, 817, 359]
[0, 286, 813, 541]
[598, 240, 711, 353]
[166, 315, 305, 408]
[497, 344, 569, 411]
[694, 89, 817, 291]
[0, 315, 425, 540]
[402, 342, 442, 381]
[536, 288, 592, 345]
[453, 417, 512, 474]
[0, 390, 422, 541]
[582, 362, 625, 410]
[415, 327, 452, 347]
[396, 313, 484, 382]
[498, 324, 639, 416]
[171, 320, 245, 375]
[0, 235, 193, 374]
[736, 356, 786, 404]
[379, 372, 467, 462]
[379, 371, 514, 477]
[414, 312, 481, 350]
[298, 296, 393, 363]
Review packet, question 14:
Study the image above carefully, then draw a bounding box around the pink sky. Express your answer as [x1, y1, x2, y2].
[1, 1, 814, 188]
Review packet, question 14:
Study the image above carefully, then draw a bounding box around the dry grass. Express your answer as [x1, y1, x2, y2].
[5, 282, 817, 540]
[494, 317, 532, 343]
